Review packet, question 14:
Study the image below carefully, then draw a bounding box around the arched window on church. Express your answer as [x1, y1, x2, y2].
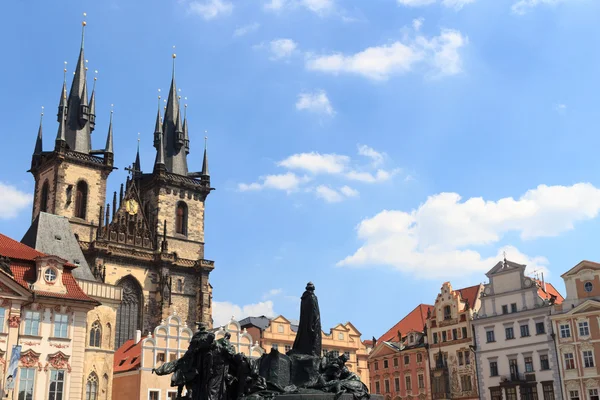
[89, 321, 101, 348]
[115, 276, 143, 349]
[86, 372, 98, 400]
[75, 181, 88, 219]
[175, 202, 188, 236]
[40, 180, 49, 213]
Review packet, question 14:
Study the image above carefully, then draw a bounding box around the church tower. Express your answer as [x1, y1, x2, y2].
[29, 19, 113, 243]
[28, 21, 215, 350]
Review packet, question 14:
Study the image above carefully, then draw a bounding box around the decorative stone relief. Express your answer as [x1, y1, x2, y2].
[8, 315, 20, 328]
[45, 352, 72, 373]
[585, 379, 598, 389]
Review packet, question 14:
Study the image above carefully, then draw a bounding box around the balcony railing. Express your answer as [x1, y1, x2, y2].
[500, 373, 536, 384]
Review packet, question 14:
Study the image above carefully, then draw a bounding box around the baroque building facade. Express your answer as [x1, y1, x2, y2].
[26, 19, 215, 353]
[240, 315, 371, 383]
[551, 260, 600, 400]
[367, 304, 433, 400]
[472, 258, 563, 400]
[0, 233, 99, 400]
[426, 282, 483, 400]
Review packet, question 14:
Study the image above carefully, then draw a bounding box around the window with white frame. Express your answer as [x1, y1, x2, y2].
[48, 369, 66, 400]
[18, 367, 36, 400]
[583, 350, 595, 368]
[590, 389, 599, 400]
[564, 353, 575, 370]
[0, 307, 5, 332]
[149, 390, 160, 400]
[578, 321, 590, 337]
[405, 376, 412, 391]
[54, 313, 69, 338]
[23, 310, 41, 335]
[560, 324, 571, 338]
[168, 392, 178, 400]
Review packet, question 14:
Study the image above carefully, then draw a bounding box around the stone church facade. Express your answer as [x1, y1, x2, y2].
[27, 20, 215, 352]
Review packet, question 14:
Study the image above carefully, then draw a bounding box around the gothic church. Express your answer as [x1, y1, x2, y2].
[27, 20, 215, 350]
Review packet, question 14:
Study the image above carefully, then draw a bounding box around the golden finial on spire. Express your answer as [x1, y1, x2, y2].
[110, 103, 114, 114]
[85, 59, 89, 71]
[172, 46, 176, 78]
[63, 61, 68, 82]
[157, 88, 162, 109]
[204, 132, 208, 150]
[41, 106, 44, 121]
[81, 12, 87, 48]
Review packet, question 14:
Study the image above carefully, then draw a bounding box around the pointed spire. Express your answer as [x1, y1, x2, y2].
[34, 108, 44, 155]
[153, 90, 163, 150]
[57, 63, 68, 122]
[89, 70, 97, 131]
[154, 122, 166, 172]
[183, 102, 189, 154]
[201, 135, 209, 177]
[55, 92, 67, 150]
[134, 134, 141, 173]
[64, 13, 92, 154]
[105, 107, 114, 154]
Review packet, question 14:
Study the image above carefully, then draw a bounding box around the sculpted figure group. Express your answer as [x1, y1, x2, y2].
[154, 282, 370, 400]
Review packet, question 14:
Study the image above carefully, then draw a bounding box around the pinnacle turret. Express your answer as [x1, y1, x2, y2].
[34, 112, 43, 156]
[201, 137, 209, 177]
[105, 111, 114, 154]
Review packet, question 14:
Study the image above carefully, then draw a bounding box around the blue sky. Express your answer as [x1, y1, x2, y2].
[1, 0, 599, 340]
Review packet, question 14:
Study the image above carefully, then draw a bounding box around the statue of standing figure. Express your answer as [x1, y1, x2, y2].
[290, 282, 322, 357]
[155, 281, 370, 400]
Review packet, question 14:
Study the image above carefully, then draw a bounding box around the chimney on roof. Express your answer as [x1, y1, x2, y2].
[542, 272, 546, 293]
[135, 330, 141, 344]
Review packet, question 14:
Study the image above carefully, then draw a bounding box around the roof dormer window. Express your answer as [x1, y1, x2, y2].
[44, 268, 57, 283]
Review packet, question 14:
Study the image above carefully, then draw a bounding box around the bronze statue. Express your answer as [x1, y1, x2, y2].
[290, 282, 322, 357]
[157, 282, 372, 400]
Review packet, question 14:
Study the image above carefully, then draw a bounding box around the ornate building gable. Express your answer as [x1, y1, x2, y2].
[45, 351, 72, 372]
[20, 349, 43, 371]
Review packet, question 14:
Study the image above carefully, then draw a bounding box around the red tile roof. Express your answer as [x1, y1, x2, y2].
[363, 339, 374, 347]
[0, 234, 96, 304]
[457, 284, 481, 308]
[536, 280, 564, 305]
[114, 339, 142, 373]
[378, 304, 433, 342]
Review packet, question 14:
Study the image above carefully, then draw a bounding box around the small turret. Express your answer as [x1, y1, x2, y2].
[89, 72, 97, 131]
[104, 110, 114, 166]
[201, 136, 209, 178]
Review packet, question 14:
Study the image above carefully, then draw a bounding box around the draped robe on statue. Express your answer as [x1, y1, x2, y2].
[291, 282, 322, 356]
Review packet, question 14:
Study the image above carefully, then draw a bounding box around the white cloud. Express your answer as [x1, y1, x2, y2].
[188, 0, 233, 20]
[397, 0, 475, 9]
[233, 22, 260, 37]
[0, 183, 32, 219]
[511, 0, 565, 15]
[306, 28, 467, 80]
[278, 152, 349, 174]
[296, 90, 335, 116]
[315, 185, 344, 203]
[340, 185, 359, 198]
[212, 300, 275, 327]
[269, 39, 298, 60]
[262, 288, 283, 299]
[555, 103, 567, 114]
[412, 18, 424, 31]
[264, 0, 287, 10]
[238, 172, 311, 193]
[357, 145, 384, 166]
[263, 0, 335, 15]
[338, 183, 600, 278]
[345, 168, 400, 183]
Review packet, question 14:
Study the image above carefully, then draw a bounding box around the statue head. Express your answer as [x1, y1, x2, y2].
[224, 332, 231, 340]
[195, 322, 208, 331]
[306, 282, 315, 291]
[339, 353, 349, 363]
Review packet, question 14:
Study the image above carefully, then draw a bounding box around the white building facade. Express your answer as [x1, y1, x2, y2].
[473, 258, 563, 400]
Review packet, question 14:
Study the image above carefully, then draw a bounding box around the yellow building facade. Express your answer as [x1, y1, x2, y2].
[240, 315, 371, 384]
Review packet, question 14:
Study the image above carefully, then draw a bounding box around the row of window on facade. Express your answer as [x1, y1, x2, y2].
[39, 179, 192, 236]
[488, 383, 556, 400]
[431, 374, 474, 393]
[273, 324, 348, 342]
[487, 354, 550, 378]
[558, 319, 592, 339]
[17, 368, 105, 400]
[432, 326, 469, 344]
[567, 388, 600, 400]
[485, 321, 546, 343]
[373, 373, 426, 394]
[372, 353, 424, 370]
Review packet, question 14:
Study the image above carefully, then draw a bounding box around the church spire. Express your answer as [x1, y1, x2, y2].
[55, 91, 67, 152]
[89, 71, 97, 131]
[57, 63, 67, 122]
[154, 121, 166, 173]
[104, 107, 114, 166]
[153, 90, 163, 150]
[134, 134, 141, 173]
[64, 14, 92, 154]
[34, 108, 44, 156]
[157, 50, 188, 176]
[183, 103, 190, 154]
[201, 136, 209, 177]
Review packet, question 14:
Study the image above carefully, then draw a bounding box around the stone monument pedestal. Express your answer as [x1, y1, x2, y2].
[276, 394, 384, 400]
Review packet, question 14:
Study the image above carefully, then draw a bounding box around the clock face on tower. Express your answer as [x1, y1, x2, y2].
[125, 199, 139, 215]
